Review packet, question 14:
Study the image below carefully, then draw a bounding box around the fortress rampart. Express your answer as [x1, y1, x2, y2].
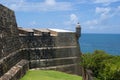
[0, 4, 82, 80]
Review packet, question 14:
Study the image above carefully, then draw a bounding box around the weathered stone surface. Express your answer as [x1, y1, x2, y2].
[0, 50, 26, 77]
[0, 4, 82, 80]
[0, 4, 21, 59]
[0, 60, 29, 80]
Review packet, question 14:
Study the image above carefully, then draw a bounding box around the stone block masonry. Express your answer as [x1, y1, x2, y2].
[0, 4, 26, 79]
[0, 4, 21, 59]
[0, 4, 82, 80]
[0, 60, 29, 80]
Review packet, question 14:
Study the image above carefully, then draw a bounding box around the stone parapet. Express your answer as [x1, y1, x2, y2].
[0, 49, 25, 77]
[0, 60, 29, 80]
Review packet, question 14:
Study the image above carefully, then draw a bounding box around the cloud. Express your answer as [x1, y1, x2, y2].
[29, 21, 37, 26]
[96, 7, 111, 14]
[118, 6, 120, 9]
[0, 0, 73, 12]
[74, 0, 88, 4]
[86, 7, 111, 25]
[95, 7, 111, 20]
[70, 14, 78, 24]
[84, 7, 113, 29]
[75, 0, 120, 5]
[115, 6, 120, 16]
[45, 0, 56, 6]
[93, 0, 120, 5]
[85, 19, 98, 26]
[0, 0, 25, 5]
[65, 14, 79, 26]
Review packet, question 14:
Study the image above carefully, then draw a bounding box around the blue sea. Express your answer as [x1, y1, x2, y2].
[79, 34, 120, 55]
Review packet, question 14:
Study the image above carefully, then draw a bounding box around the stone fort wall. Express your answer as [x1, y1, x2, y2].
[0, 4, 82, 80]
[0, 4, 20, 58]
[0, 4, 29, 79]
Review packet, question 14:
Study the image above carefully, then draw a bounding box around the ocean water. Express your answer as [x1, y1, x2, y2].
[79, 34, 120, 55]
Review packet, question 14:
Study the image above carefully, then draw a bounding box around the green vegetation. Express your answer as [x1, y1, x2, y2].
[81, 50, 120, 80]
[20, 70, 82, 80]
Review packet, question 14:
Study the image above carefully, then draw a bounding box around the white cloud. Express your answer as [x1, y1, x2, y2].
[75, 0, 120, 5]
[118, 6, 120, 9]
[85, 19, 98, 26]
[70, 14, 78, 24]
[65, 14, 79, 26]
[75, 0, 88, 4]
[84, 7, 112, 29]
[115, 6, 120, 16]
[29, 21, 37, 26]
[83, 19, 104, 30]
[94, 0, 120, 5]
[85, 7, 111, 26]
[84, 5, 120, 30]
[0, 0, 72, 12]
[0, 0, 25, 5]
[45, 0, 56, 6]
[96, 7, 111, 20]
[96, 7, 111, 14]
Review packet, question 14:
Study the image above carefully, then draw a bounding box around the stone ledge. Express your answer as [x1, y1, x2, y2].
[0, 60, 29, 80]
[31, 63, 77, 70]
[30, 63, 80, 75]
[31, 56, 78, 61]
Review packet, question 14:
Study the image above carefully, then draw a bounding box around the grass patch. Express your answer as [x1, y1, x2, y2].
[20, 70, 82, 80]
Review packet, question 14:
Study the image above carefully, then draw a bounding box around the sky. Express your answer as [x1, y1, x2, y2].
[0, 0, 120, 33]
